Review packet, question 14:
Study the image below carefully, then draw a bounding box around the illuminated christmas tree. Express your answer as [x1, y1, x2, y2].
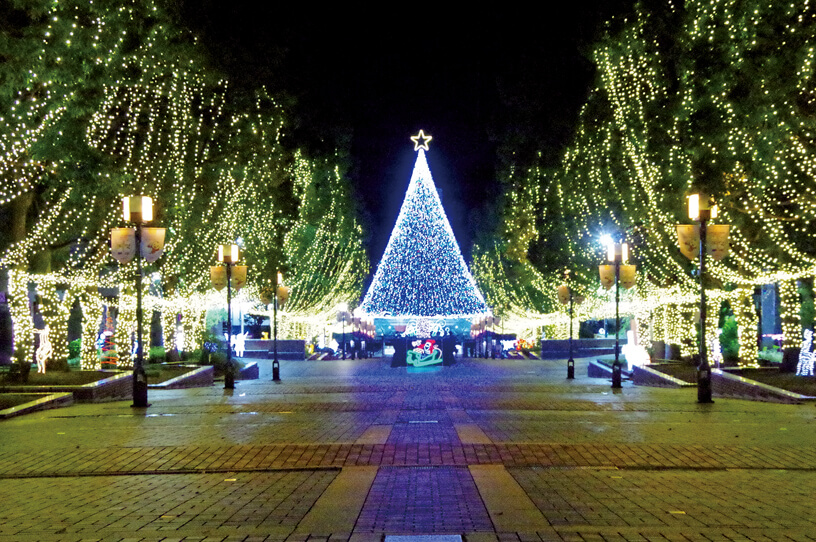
[360, 132, 488, 318]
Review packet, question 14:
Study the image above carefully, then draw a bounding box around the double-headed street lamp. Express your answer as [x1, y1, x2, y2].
[336, 303, 351, 359]
[557, 271, 584, 379]
[211, 244, 247, 390]
[599, 241, 636, 388]
[111, 196, 165, 408]
[677, 193, 730, 403]
[271, 271, 289, 381]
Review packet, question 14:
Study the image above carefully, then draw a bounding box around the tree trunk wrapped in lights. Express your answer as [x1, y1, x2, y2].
[702, 295, 720, 364]
[180, 305, 207, 354]
[38, 282, 70, 366]
[7, 270, 34, 366]
[78, 292, 104, 370]
[779, 279, 802, 352]
[114, 288, 138, 369]
[734, 291, 759, 366]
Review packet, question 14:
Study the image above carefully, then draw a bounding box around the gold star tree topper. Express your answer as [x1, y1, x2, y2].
[410, 130, 432, 151]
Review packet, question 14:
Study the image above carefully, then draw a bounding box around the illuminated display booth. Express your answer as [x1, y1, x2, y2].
[358, 131, 491, 366]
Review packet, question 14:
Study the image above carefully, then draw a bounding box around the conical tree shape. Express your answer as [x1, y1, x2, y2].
[361, 148, 488, 317]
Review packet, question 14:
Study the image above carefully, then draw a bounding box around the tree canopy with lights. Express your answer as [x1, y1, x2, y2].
[475, 0, 816, 355]
[0, 0, 367, 368]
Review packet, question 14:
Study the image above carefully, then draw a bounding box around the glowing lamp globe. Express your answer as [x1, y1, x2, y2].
[688, 193, 718, 221]
[218, 244, 239, 264]
[123, 196, 153, 223]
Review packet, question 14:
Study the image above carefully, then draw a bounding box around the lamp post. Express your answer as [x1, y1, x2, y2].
[678, 193, 730, 403]
[352, 308, 362, 360]
[599, 241, 633, 389]
[493, 314, 502, 359]
[212, 244, 246, 390]
[487, 314, 495, 359]
[557, 272, 576, 379]
[336, 303, 350, 359]
[112, 196, 165, 408]
[272, 271, 289, 381]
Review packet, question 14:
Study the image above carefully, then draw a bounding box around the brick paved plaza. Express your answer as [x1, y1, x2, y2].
[1, 356, 815, 542]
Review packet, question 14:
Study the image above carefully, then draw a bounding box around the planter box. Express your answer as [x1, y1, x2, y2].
[541, 338, 617, 360]
[242, 339, 306, 360]
[588, 359, 614, 378]
[632, 365, 695, 388]
[149, 365, 213, 389]
[0, 371, 132, 402]
[237, 361, 259, 380]
[712, 369, 815, 404]
[0, 392, 74, 419]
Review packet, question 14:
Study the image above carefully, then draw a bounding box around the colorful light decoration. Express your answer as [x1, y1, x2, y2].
[407, 338, 443, 367]
[797, 329, 814, 377]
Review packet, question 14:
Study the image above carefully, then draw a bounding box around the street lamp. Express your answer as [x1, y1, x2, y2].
[486, 314, 495, 359]
[491, 314, 502, 358]
[599, 241, 636, 388]
[557, 271, 584, 379]
[677, 193, 730, 403]
[271, 271, 289, 381]
[336, 303, 350, 359]
[211, 243, 247, 389]
[111, 196, 165, 408]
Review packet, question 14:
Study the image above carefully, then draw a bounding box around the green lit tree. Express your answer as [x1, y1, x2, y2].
[0, 0, 367, 368]
[482, 0, 816, 355]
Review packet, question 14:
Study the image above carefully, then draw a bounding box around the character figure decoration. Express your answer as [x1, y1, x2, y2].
[710, 329, 723, 368]
[225, 332, 248, 358]
[100, 314, 119, 367]
[621, 330, 649, 371]
[35, 326, 52, 373]
[407, 339, 443, 367]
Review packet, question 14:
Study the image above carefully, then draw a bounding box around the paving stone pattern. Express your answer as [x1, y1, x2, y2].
[511, 467, 816, 529]
[0, 470, 336, 539]
[356, 466, 493, 533]
[0, 356, 815, 542]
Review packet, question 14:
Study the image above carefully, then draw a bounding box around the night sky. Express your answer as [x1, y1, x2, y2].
[181, 4, 633, 266]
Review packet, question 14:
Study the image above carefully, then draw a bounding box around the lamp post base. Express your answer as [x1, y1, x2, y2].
[131, 367, 150, 408]
[567, 358, 575, 379]
[611, 361, 622, 388]
[697, 364, 714, 403]
[224, 369, 235, 390]
[272, 360, 280, 381]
